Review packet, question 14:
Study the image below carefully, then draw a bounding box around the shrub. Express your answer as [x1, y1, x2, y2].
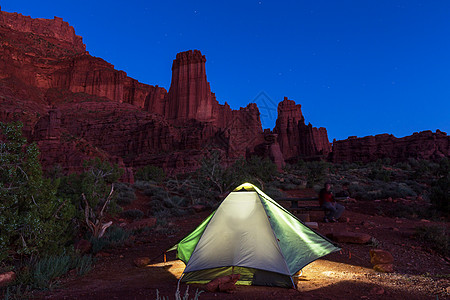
[120, 209, 144, 220]
[14, 254, 93, 289]
[135, 165, 165, 183]
[115, 183, 136, 205]
[429, 158, 450, 215]
[415, 225, 449, 257]
[89, 226, 131, 254]
[0, 122, 76, 263]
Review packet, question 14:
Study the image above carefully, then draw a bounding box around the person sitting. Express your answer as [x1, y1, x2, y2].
[319, 182, 345, 223]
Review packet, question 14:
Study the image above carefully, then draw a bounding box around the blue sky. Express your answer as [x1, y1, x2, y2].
[2, 0, 449, 141]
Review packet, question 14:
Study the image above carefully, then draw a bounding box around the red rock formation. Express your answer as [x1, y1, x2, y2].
[0, 9, 85, 53]
[274, 97, 331, 161]
[331, 130, 450, 163]
[165, 50, 216, 123]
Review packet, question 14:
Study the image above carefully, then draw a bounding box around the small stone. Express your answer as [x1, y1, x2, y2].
[373, 263, 394, 273]
[370, 249, 394, 265]
[0, 271, 16, 287]
[326, 231, 372, 244]
[420, 219, 430, 223]
[133, 257, 150, 267]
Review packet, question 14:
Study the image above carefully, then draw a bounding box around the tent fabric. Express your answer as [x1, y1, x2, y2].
[182, 266, 293, 288]
[167, 182, 340, 288]
[184, 191, 290, 275]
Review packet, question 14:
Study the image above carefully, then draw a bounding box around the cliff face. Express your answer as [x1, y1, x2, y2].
[0, 11, 270, 176]
[273, 97, 331, 161]
[332, 130, 450, 163]
[3, 8, 445, 178]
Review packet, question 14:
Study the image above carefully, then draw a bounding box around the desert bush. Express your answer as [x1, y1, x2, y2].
[350, 181, 416, 201]
[0, 122, 76, 263]
[89, 225, 131, 254]
[135, 165, 165, 183]
[415, 225, 449, 257]
[12, 254, 93, 290]
[368, 168, 392, 182]
[429, 158, 450, 215]
[115, 182, 136, 205]
[120, 209, 144, 220]
[57, 158, 124, 237]
[133, 180, 157, 190]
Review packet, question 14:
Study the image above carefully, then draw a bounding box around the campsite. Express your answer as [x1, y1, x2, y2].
[1, 2, 450, 299]
[23, 168, 449, 300]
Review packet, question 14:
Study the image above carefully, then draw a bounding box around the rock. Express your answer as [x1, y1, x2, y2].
[331, 130, 450, 163]
[126, 218, 157, 230]
[132, 257, 150, 267]
[74, 239, 92, 254]
[370, 249, 394, 265]
[420, 219, 430, 223]
[326, 231, 372, 244]
[304, 222, 319, 230]
[218, 282, 237, 293]
[204, 274, 240, 293]
[0, 271, 16, 287]
[373, 263, 394, 273]
[273, 97, 331, 161]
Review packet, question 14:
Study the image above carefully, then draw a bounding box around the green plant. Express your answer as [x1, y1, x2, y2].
[120, 209, 144, 220]
[57, 158, 123, 238]
[156, 286, 203, 300]
[0, 122, 76, 263]
[415, 225, 449, 257]
[135, 165, 166, 183]
[115, 182, 136, 205]
[89, 225, 131, 254]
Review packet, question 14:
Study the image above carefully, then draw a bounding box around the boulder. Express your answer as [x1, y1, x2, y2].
[204, 274, 241, 293]
[373, 263, 394, 273]
[133, 257, 150, 267]
[0, 271, 16, 287]
[370, 249, 394, 265]
[326, 231, 372, 244]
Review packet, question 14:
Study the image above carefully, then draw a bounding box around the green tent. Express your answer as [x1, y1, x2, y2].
[167, 183, 340, 288]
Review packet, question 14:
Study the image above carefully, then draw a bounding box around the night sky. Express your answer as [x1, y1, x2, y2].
[2, 0, 449, 141]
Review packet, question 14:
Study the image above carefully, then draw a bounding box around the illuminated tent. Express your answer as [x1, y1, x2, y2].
[167, 183, 340, 288]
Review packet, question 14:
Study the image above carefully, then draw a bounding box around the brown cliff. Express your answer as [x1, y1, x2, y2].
[273, 97, 331, 161]
[332, 130, 450, 163]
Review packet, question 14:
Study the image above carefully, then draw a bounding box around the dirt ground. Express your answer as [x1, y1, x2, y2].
[32, 189, 450, 300]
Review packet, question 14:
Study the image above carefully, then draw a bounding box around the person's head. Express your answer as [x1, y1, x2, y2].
[324, 182, 332, 191]
[342, 182, 349, 190]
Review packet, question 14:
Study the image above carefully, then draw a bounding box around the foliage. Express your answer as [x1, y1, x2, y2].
[7, 254, 93, 292]
[415, 225, 449, 257]
[135, 165, 166, 183]
[156, 285, 204, 300]
[429, 158, 450, 214]
[89, 225, 131, 254]
[120, 209, 144, 220]
[0, 122, 76, 263]
[114, 182, 136, 205]
[195, 151, 278, 195]
[57, 158, 123, 235]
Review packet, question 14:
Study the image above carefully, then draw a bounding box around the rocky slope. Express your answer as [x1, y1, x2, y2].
[0, 8, 448, 179]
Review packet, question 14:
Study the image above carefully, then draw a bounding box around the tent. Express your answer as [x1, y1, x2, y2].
[166, 182, 340, 288]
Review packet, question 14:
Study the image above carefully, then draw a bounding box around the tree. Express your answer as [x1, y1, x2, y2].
[0, 122, 75, 262]
[57, 158, 123, 238]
